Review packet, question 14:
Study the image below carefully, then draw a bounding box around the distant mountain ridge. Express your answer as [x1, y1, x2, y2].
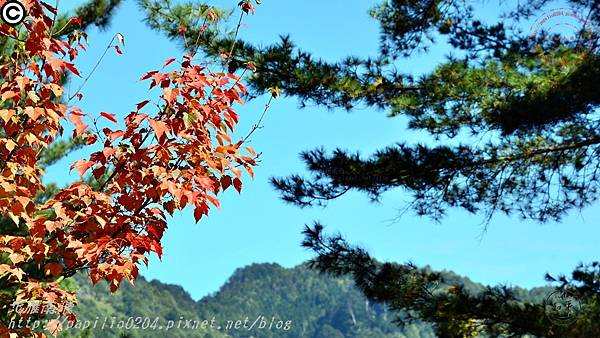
[57, 263, 552, 338]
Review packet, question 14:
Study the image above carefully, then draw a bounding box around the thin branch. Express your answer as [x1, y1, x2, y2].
[239, 94, 273, 146]
[68, 34, 119, 102]
[227, 10, 245, 64]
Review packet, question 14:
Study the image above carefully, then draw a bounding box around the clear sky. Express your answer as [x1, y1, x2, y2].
[48, 0, 600, 300]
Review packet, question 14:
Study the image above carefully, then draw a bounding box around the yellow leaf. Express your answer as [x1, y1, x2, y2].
[8, 253, 24, 264]
[0, 109, 14, 123]
[1, 91, 16, 101]
[48, 83, 63, 97]
[7, 212, 19, 226]
[4, 139, 16, 152]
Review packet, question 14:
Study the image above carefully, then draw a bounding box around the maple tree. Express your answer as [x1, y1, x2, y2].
[0, 0, 261, 336]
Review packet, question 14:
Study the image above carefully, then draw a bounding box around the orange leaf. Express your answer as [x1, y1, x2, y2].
[47, 319, 63, 336]
[1, 91, 16, 101]
[244, 165, 255, 179]
[8, 253, 24, 264]
[246, 62, 257, 71]
[245, 146, 257, 157]
[69, 113, 88, 136]
[102, 146, 117, 158]
[231, 166, 242, 179]
[107, 130, 124, 141]
[207, 10, 217, 22]
[149, 119, 168, 139]
[72, 160, 95, 177]
[0, 109, 15, 123]
[48, 83, 64, 97]
[110, 278, 121, 293]
[162, 88, 178, 105]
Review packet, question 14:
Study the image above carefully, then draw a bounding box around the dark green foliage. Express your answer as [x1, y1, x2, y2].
[302, 224, 600, 337]
[370, 0, 450, 57]
[39, 137, 87, 170]
[138, 0, 600, 223]
[49, 0, 123, 38]
[67, 0, 123, 31]
[59, 262, 557, 338]
[196, 263, 426, 338]
[57, 263, 427, 337]
[58, 273, 215, 338]
[137, 0, 600, 336]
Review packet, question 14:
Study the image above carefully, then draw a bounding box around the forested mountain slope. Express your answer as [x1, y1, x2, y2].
[58, 263, 550, 338]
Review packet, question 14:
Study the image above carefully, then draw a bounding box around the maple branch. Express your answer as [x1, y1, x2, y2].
[52, 20, 77, 38]
[230, 68, 248, 89]
[62, 265, 89, 278]
[97, 108, 165, 193]
[97, 132, 153, 193]
[111, 198, 155, 257]
[191, 16, 209, 57]
[227, 10, 245, 64]
[239, 94, 273, 146]
[0, 32, 26, 42]
[166, 0, 189, 51]
[68, 33, 119, 102]
[49, 0, 60, 36]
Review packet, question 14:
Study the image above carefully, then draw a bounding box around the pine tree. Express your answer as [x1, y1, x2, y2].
[137, 0, 600, 336]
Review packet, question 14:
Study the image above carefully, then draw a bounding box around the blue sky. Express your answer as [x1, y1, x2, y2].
[49, 0, 600, 300]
